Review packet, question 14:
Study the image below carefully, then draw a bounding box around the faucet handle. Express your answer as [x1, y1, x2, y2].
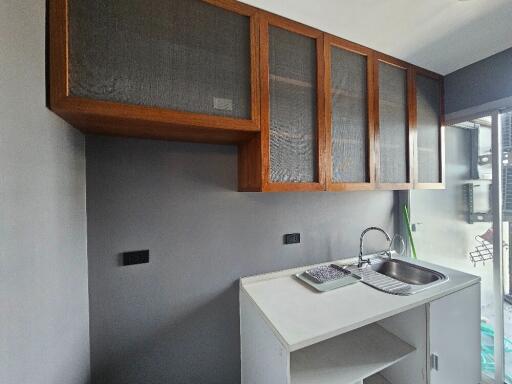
[357, 257, 372, 268]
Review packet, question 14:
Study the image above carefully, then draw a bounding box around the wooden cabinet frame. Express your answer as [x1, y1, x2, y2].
[256, 12, 326, 192]
[49, 0, 445, 192]
[49, 0, 261, 144]
[412, 67, 446, 189]
[374, 53, 414, 190]
[324, 34, 376, 191]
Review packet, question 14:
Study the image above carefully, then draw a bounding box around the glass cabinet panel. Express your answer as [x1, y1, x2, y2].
[330, 47, 368, 183]
[378, 62, 408, 184]
[268, 26, 317, 183]
[416, 74, 441, 183]
[68, 0, 251, 119]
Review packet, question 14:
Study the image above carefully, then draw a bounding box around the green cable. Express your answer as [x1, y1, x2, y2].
[403, 205, 417, 259]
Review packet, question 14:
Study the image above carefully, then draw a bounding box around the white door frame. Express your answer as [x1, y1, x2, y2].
[491, 110, 505, 384]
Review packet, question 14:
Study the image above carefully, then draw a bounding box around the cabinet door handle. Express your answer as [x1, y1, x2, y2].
[430, 353, 439, 371]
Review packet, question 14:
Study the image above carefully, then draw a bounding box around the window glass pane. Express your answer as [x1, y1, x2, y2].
[69, 0, 251, 118]
[501, 111, 512, 383]
[416, 74, 441, 183]
[269, 26, 317, 183]
[330, 47, 368, 183]
[379, 62, 408, 184]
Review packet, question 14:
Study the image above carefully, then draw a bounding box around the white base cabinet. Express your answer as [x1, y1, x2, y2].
[241, 283, 481, 384]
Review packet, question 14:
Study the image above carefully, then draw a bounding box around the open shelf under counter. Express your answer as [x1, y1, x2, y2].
[290, 323, 414, 384]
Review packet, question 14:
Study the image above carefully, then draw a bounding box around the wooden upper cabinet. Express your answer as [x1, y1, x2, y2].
[413, 69, 445, 189]
[49, 0, 445, 192]
[239, 12, 325, 192]
[374, 55, 414, 190]
[324, 35, 375, 191]
[49, 0, 260, 143]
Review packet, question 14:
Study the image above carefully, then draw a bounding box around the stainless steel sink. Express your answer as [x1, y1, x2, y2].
[349, 257, 448, 295]
[370, 259, 445, 285]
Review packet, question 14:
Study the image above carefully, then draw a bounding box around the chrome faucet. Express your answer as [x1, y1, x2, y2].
[358, 227, 391, 267]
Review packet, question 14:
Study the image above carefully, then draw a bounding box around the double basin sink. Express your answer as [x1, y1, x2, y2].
[351, 257, 448, 295]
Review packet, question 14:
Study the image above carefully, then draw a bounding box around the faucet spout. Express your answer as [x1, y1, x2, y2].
[358, 226, 391, 267]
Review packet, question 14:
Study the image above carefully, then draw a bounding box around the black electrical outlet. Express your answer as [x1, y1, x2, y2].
[123, 250, 149, 266]
[284, 233, 301, 245]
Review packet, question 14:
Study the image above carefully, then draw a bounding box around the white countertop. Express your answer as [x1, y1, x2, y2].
[240, 256, 480, 352]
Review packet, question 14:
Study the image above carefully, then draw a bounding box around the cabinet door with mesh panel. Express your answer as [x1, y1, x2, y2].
[376, 58, 412, 189]
[415, 71, 444, 188]
[259, 14, 325, 191]
[67, 0, 257, 122]
[326, 36, 374, 191]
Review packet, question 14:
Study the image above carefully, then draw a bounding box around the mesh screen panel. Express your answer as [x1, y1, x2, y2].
[502, 112, 512, 213]
[379, 62, 408, 184]
[269, 26, 317, 183]
[503, 166, 512, 215]
[416, 74, 441, 183]
[68, 0, 251, 118]
[330, 47, 368, 183]
[503, 111, 512, 151]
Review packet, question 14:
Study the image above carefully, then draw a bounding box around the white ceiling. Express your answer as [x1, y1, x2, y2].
[242, 0, 512, 75]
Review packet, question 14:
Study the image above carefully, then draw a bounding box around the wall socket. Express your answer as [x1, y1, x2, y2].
[283, 233, 301, 245]
[213, 97, 233, 112]
[122, 250, 149, 266]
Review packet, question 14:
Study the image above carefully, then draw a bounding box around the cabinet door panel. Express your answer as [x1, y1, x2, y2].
[378, 62, 409, 185]
[429, 283, 481, 384]
[416, 74, 442, 185]
[68, 0, 251, 119]
[268, 26, 318, 183]
[330, 47, 368, 184]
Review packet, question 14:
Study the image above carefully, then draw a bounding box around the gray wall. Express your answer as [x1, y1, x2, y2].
[445, 47, 512, 114]
[0, 1, 89, 383]
[86, 136, 395, 384]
